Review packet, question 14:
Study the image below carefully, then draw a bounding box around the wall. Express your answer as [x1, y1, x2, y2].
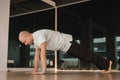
[0, 0, 10, 71]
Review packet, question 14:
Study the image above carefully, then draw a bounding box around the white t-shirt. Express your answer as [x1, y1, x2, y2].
[32, 29, 73, 52]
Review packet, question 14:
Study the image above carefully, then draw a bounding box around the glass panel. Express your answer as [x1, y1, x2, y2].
[29, 44, 55, 68]
[58, 51, 80, 70]
[93, 37, 106, 56]
[116, 36, 120, 70]
[58, 51, 96, 70]
[93, 37, 107, 69]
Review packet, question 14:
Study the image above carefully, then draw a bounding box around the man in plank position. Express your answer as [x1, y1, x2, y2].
[18, 29, 112, 74]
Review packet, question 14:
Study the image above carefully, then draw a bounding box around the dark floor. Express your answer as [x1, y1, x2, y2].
[0, 71, 120, 80]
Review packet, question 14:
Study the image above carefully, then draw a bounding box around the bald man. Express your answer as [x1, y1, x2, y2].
[19, 29, 112, 74]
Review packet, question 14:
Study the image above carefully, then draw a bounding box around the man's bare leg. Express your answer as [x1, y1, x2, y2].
[103, 60, 112, 74]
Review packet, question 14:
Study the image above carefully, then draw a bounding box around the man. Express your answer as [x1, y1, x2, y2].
[18, 29, 112, 74]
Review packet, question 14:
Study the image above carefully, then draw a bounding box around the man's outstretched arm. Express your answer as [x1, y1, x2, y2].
[40, 42, 47, 74]
[31, 48, 41, 74]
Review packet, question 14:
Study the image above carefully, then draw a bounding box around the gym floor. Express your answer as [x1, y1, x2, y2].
[0, 71, 120, 80]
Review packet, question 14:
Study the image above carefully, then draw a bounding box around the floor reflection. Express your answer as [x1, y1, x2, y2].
[31, 74, 58, 80]
[32, 75, 45, 80]
[0, 72, 7, 80]
[2, 71, 120, 80]
[104, 74, 113, 80]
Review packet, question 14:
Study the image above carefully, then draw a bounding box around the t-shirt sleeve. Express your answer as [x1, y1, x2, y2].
[37, 35, 46, 48]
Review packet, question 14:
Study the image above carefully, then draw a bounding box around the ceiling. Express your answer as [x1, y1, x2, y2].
[10, 0, 120, 38]
[10, 0, 90, 17]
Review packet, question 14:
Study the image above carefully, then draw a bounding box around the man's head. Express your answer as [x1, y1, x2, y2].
[18, 31, 33, 45]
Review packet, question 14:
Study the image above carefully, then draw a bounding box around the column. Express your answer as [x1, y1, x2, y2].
[0, 0, 10, 71]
